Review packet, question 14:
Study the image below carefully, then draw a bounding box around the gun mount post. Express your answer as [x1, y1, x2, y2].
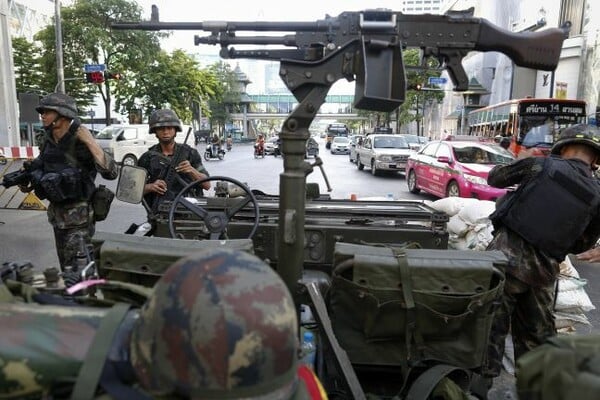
[277, 81, 330, 294]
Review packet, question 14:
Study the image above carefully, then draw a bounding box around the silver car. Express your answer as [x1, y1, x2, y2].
[330, 136, 350, 154]
[348, 134, 364, 163]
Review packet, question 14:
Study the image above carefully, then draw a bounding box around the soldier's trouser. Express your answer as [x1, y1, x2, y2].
[484, 273, 556, 377]
[48, 202, 95, 269]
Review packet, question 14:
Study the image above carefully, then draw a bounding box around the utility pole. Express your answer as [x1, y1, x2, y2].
[0, 0, 19, 147]
[54, 0, 65, 94]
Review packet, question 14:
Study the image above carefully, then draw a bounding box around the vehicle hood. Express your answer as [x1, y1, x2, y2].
[457, 163, 495, 176]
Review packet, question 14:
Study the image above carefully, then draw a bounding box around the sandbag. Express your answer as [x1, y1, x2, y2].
[329, 243, 506, 370]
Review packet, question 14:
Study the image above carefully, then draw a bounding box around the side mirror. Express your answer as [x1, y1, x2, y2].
[437, 156, 451, 164]
[116, 165, 147, 204]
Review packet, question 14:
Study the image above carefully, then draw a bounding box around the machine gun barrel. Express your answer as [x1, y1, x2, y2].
[111, 20, 335, 32]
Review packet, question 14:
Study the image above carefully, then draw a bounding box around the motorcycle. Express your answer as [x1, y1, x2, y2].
[204, 144, 226, 161]
[226, 141, 233, 151]
[254, 143, 265, 158]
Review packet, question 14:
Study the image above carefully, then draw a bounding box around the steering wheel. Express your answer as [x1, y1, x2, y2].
[168, 176, 260, 240]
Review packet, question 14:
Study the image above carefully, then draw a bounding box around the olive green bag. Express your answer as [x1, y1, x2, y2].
[91, 184, 115, 222]
[329, 243, 506, 370]
[516, 335, 600, 400]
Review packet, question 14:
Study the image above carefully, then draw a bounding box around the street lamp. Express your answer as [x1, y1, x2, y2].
[53, 0, 65, 93]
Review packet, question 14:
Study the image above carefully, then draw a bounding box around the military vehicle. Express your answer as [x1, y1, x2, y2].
[3, 6, 570, 399]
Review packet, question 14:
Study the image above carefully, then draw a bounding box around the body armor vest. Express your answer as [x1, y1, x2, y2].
[496, 157, 600, 260]
[37, 122, 95, 202]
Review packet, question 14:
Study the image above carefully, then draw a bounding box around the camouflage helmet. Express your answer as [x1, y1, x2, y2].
[551, 124, 600, 156]
[35, 93, 78, 119]
[149, 109, 182, 133]
[130, 248, 302, 399]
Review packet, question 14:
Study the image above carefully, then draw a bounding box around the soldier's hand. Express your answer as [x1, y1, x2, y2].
[150, 179, 168, 195]
[175, 160, 194, 174]
[18, 184, 34, 193]
[576, 247, 600, 263]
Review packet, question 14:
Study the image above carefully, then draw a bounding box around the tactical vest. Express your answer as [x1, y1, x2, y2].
[143, 144, 194, 204]
[496, 156, 600, 260]
[37, 121, 96, 202]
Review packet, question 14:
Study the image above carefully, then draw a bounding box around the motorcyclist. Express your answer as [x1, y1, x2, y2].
[226, 135, 233, 151]
[255, 133, 265, 156]
[211, 134, 222, 157]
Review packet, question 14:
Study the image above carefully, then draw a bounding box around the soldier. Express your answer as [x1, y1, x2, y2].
[23, 93, 118, 270]
[0, 248, 326, 399]
[483, 124, 600, 378]
[137, 109, 210, 212]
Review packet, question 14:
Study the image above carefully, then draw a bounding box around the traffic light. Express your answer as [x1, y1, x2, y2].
[104, 71, 123, 80]
[85, 71, 104, 84]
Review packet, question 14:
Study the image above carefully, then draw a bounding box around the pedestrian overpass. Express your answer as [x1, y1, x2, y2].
[230, 94, 367, 122]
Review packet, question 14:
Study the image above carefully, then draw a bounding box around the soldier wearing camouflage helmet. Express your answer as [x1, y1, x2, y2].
[19, 93, 118, 270]
[137, 109, 210, 212]
[482, 123, 600, 381]
[131, 247, 327, 399]
[0, 248, 327, 399]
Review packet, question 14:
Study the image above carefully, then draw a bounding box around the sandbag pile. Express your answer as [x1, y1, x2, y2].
[555, 256, 595, 332]
[426, 197, 496, 251]
[425, 197, 595, 332]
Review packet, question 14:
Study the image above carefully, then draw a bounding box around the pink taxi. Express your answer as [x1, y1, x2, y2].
[406, 140, 515, 200]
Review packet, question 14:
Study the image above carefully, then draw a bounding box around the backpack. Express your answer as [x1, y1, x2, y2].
[516, 335, 600, 400]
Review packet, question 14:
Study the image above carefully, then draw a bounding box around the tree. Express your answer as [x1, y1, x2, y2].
[207, 62, 240, 135]
[121, 49, 221, 125]
[11, 37, 44, 95]
[35, 0, 164, 123]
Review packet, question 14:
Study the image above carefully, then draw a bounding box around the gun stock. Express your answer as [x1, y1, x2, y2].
[475, 19, 569, 71]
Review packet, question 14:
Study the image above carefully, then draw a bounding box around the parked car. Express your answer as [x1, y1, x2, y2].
[348, 134, 365, 163]
[355, 134, 412, 176]
[406, 140, 515, 200]
[330, 136, 351, 154]
[305, 137, 319, 158]
[264, 136, 280, 155]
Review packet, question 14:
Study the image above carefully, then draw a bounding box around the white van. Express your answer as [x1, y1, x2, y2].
[95, 124, 195, 166]
[95, 124, 155, 166]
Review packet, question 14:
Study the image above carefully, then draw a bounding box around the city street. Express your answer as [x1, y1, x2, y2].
[2, 136, 600, 399]
[2, 137, 600, 335]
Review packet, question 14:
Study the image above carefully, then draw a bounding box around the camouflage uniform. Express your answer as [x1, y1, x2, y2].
[137, 109, 209, 209]
[484, 125, 600, 377]
[34, 93, 118, 269]
[0, 249, 322, 399]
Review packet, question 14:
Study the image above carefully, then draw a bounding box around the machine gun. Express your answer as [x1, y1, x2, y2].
[112, 6, 570, 292]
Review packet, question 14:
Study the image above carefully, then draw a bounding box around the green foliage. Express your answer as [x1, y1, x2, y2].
[16, 0, 229, 126]
[11, 37, 43, 95]
[206, 62, 240, 133]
